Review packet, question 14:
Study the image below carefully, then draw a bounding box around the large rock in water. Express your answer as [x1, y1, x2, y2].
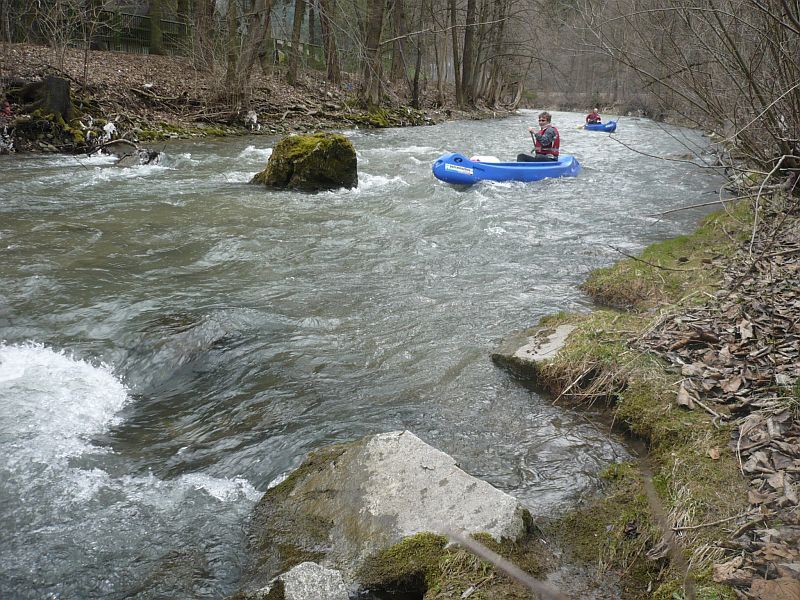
[241, 430, 529, 591]
[251, 132, 357, 191]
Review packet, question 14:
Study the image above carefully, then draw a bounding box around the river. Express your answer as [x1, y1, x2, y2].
[0, 110, 724, 598]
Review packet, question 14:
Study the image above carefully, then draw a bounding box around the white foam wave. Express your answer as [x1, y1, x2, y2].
[393, 145, 439, 154]
[179, 472, 262, 502]
[353, 172, 408, 191]
[83, 162, 169, 185]
[212, 171, 255, 183]
[238, 145, 273, 161]
[0, 342, 129, 462]
[75, 154, 119, 167]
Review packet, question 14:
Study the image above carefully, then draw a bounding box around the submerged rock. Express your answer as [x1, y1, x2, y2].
[250, 132, 357, 191]
[491, 324, 576, 381]
[114, 148, 162, 167]
[239, 562, 348, 600]
[240, 430, 529, 591]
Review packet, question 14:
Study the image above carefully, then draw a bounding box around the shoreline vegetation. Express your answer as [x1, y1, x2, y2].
[524, 191, 799, 599]
[3, 42, 799, 599]
[0, 43, 515, 154]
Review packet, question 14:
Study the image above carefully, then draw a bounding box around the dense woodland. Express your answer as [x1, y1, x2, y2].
[0, 0, 798, 184]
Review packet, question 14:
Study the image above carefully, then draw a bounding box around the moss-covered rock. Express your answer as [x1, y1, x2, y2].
[251, 132, 357, 191]
[239, 431, 531, 595]
[356, 532, 448, 596]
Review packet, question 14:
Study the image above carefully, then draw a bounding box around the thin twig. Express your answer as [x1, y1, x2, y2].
[693, 397, 724, 421]
[750, 155, 788, 258]
[445, 529, 572, 600]
[608, 244, 696, 272]
[672, 513, 744, 531]
[645, 197, 741, 217]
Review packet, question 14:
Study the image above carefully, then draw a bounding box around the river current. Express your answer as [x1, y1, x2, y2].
[0, 110, 724, 598]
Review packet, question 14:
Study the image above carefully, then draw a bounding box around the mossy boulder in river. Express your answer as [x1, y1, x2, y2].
[251, 132, 357, 191]
[239, 430, 530, 594]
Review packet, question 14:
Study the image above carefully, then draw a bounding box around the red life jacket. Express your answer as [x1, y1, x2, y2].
[586, 112, 601, 123]
[534, 125, 560, 158]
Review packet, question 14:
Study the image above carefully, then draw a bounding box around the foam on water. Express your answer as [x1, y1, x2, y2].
[179, 473, 262, 502]
[0, 342, 129, 463]
[214, 170, 258, 183]
[238, 145, 273, 161]
[0, 343, 262, 597]
[349, 172, 407, 191]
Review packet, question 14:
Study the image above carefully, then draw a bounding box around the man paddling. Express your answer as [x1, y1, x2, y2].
[586, 107, 601, 124]
[517, 112, 560, 162]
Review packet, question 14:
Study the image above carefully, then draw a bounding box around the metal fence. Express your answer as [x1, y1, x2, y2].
[5, 9, 189, 56]
[92, 11, 188, 56]
[5, 9, 339, 72]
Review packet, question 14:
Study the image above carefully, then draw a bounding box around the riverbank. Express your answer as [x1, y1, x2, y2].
[0, 43, 509, 154]
[507, 189, 799, 598]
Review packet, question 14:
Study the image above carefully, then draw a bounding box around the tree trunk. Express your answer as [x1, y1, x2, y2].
[449, 0, 462, 106]
[286, 0, 305, 85]
[177, 0, 191, 23]
[224, 0, 239, 98]
[319, 0, 340, 84]
[308, 0, 319, 46]
[149, 0, 164, 55]
[19, 75, 74, 121]
[410, 22, 422, 108]
[193, 0, 215, 71]
[390, 0, 408, 84]
[240, 0, 273, 76]
[359, 0, 386, 107]
[460, 0, 477, 106]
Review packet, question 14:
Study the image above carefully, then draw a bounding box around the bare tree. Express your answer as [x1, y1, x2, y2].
[389, 0, 408, 83]
[359, 0, 387, 107]
[318, 0, 341, 83]
[286, 0, 305, 84]
[571, 0, 799, 174]
[149, 0, 165, 55]
[192, 0, 215, 71]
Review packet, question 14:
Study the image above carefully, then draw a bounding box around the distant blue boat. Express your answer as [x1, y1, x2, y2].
[584, 120, 617, 132]
[431, 152, 581, 185]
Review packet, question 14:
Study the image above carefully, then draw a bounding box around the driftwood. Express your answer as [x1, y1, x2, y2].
[88, 138, 139, 157]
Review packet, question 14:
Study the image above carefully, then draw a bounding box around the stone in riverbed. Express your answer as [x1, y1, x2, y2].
[250, 132, 357, 191]
[240, 430, 529, 591]
[242, 562, 348, 600]
[491, 324, 576, 381]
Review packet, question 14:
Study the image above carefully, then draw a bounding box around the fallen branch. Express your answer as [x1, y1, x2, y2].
[87, 138, 139, 156]
[446, 529, 572, 600]
[608, 244, 696, 272]
[645, 197, 742, 217]
[672, 513, 745, 531]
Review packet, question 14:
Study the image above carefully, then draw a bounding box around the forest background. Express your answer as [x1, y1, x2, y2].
[0, 0, 798, 180]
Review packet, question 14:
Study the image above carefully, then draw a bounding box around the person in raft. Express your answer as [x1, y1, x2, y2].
[517, 111, 559, 162]
[586, 107, 601, 124]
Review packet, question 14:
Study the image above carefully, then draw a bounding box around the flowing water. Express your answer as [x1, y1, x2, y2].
[0, 110, 724, 598]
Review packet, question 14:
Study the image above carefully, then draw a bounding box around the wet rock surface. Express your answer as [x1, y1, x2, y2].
[241, 430, 530, 593]
[250, 132, 357, 191]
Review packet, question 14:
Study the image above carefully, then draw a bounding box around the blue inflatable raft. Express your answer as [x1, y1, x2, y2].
[584, 120, 617, 132]
[431, 152, 581, 185]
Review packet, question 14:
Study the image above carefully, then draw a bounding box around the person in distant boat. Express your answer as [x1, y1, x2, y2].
[517, 111, 560, 162]
[586, 107, 601, 124]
